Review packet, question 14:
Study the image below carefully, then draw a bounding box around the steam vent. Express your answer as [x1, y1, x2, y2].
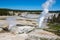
[0, 0, 60, 40]
[0, 11, 60, 40]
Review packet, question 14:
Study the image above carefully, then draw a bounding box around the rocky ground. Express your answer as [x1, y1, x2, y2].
[0, 15, 60, 40]
[0, 29, 60, 40]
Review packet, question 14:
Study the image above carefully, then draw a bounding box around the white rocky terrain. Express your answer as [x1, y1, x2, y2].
[0, 29, 60, 40]
[0, 13, 60, 40]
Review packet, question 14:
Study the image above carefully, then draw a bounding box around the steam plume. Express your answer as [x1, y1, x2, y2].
[39, 0, 55, 28]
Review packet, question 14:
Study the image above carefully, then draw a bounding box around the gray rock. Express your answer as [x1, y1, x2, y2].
[10, 26, 35, 34]
[0, 28, 3, 32]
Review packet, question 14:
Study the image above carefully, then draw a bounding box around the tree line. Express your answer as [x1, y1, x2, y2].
[48, 13, 60, 23]
[0, 8, 60, 16]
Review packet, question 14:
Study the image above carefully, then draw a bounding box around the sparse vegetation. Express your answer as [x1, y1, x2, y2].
[0, 8, 60, 16]
[46, 13, 60, 36]
[0, 8, 41, 16]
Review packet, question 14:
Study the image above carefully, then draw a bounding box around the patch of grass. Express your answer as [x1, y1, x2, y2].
[47, 23, 60, 36]
[48, 23, 60, 30]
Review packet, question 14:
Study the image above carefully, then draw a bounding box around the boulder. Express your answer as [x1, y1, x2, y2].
[0, 23, 9, 31]
[0, 28, 3, 32]
[10, 26, 35, 34]
[0, 23, 8, 29]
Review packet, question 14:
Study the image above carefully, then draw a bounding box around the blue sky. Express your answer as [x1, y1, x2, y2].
[0, 0, 60, 10]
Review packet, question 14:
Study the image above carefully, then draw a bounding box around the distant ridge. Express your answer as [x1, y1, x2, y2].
[0, 8, 42, 12]
[0, 8, 60, 13]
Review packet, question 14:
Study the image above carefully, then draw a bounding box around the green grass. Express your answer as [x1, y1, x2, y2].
[46, 23, 60, 36]
[47, 23, 60, 30]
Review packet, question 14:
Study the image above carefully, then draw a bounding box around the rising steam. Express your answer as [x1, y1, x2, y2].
[6, 16, 16, 30]
[39, 0, 55, 28]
